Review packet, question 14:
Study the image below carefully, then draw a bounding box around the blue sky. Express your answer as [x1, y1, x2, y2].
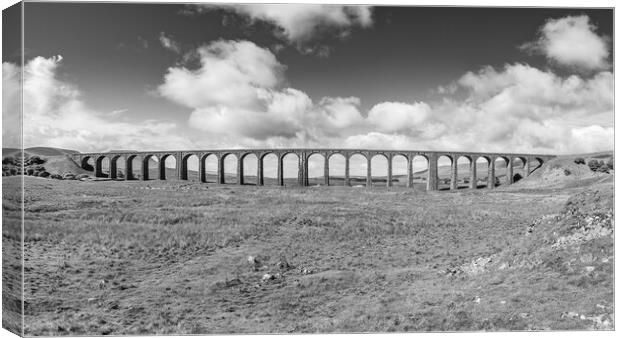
[1, 1, 614, 176]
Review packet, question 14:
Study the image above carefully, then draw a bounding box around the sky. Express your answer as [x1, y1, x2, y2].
[1, 1, 615, 176]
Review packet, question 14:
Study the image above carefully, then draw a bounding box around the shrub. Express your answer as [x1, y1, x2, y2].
[607, 157, 614, 170]
[26, 168, 35, 176]
[598, 164, 610, 173]
[29, 156, 45, 165]
[563, 169, 571, 176]
[33, 165, 46, 172]
[39, 171, 51, 178]
[2, 156, 15, 165]
[9, 168, 17, 175]
[587, 159, 601, 171]
[50, 173, 62, 179]
[32, 171, 40, 177]
[574, 157, 585, 165]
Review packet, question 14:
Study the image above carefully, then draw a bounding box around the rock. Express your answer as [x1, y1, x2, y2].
[276, 257, 292, 271]
[585, 266, 595, 272]
[262, 273, 274, 281]
[248, 255, 261, 271]
[562, 311, 579, 319]
[474, 297, 481, 304]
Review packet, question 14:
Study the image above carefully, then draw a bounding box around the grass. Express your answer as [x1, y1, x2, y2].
[2, 173, 614, 334]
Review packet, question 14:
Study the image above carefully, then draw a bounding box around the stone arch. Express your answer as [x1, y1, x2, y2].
[280, 152, 300, 186]
[347, 152, 368, 187]
[259, 152, 279, 186]
[436, 155, 453, 190]
[391, 153, 409, 187]
[531, 157, 545, 173]
[109, 155, 123, 180]
[240, 152, 259, 185]
[81, 156, 95, 172]
[512, 156, 527, 182]
[456, 155, 473, 190]
[411, 154, 429, 189]
[159, 154, 177, 180]
[95, 155, 109, 178]
[125, 154, 139, 180]
[199, 153, 218, 183]
[474, 156, 492, 189]
[306, 152, 326, 186]
[181, 153, 199, 181]
[370, 153, 390, 187]
[494, 156, 510, 186]
[142, 154, 157, 180]
[219, 153, 238, 184]
[327, 152, 346, 186]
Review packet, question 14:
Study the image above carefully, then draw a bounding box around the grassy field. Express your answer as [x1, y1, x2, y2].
[1, 154, 613, 334]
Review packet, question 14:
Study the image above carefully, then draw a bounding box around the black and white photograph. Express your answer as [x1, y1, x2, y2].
[1, 0, 615, 335]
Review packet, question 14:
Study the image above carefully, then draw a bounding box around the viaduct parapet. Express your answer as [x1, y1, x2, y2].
[71, 149, 556, 191]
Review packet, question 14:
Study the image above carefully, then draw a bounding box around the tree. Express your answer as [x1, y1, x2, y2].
[574, 157, 585, 165]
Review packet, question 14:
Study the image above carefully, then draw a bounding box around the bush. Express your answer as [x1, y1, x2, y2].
[39, 171, 51, 178]
[587, 159, 602, 171]
[29, 156, 45, 165]
[607, 157, 614, 170]
[563, 169, 571, 176]
[50, 173, 62, 179]
[574, 157, 585, 165]
[2, 156, 15, 165]
[9, 168, 17, 175]
[26, 168, 35, 176]
[598, 164, 610, 173]
[32, 171, 40, 177]
[33, 165, 46, 172]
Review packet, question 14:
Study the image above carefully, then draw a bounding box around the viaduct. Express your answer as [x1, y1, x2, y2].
[71, 149, 555, 191]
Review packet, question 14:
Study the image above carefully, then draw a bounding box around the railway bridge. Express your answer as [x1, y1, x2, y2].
[71, 149, 556, 191]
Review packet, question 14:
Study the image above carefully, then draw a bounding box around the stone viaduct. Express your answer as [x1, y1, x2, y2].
[71, 149, 555, 191]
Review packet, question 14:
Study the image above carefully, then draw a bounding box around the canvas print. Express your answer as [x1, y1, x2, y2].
[1, 0, 614, 335]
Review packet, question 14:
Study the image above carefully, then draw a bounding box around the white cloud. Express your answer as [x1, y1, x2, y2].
[353, 62, 613, 154]
[366, 101, 431, 133]
[159, 32, 181, 53]
[191, 4, 373, 53]
[3, 56, 193, 152]
[159, 40, 285, 110]
[317, 97, 364, 129]
[521, 15, 610, 71]
[158, 39, 364, 142]
[157, 37, 612, 155]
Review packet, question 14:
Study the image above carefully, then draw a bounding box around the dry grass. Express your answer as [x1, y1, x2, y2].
[2, 173, 613, 334]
